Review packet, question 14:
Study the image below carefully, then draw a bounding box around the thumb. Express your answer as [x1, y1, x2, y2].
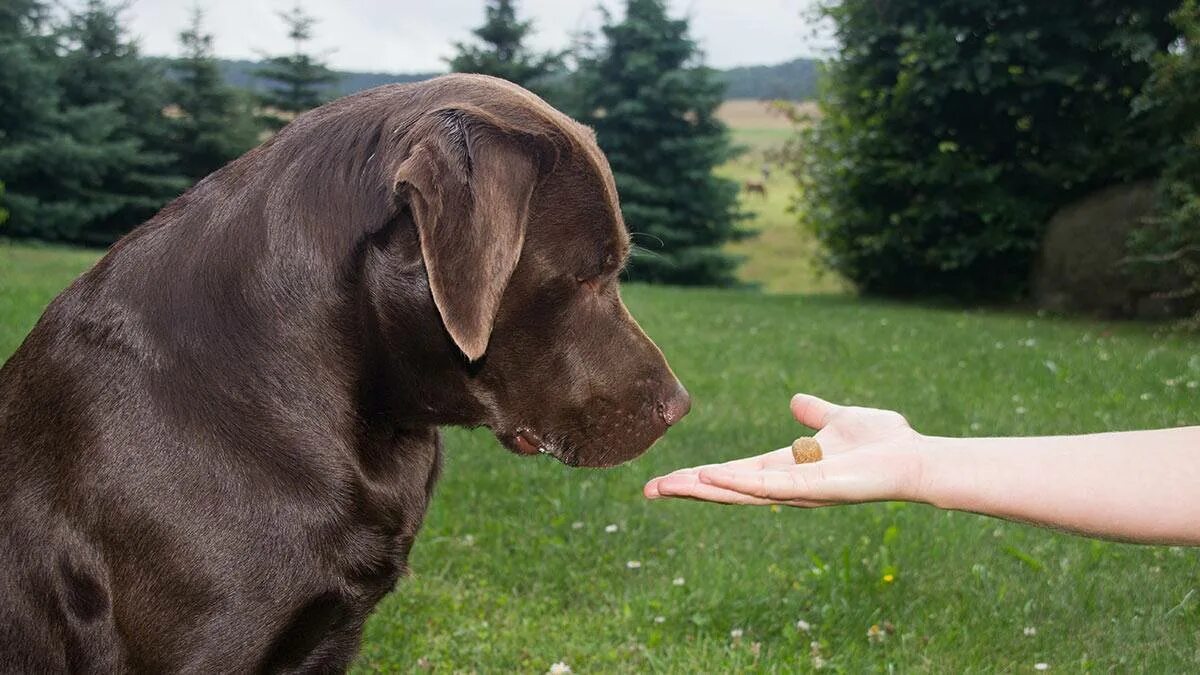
[790, 393, 843, 431]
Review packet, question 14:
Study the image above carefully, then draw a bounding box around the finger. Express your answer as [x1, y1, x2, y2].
[699, 465, 826, 501]
[644, 449, 795, 493]
[650, 471, 778, 505]
[790, 393, 844, 431]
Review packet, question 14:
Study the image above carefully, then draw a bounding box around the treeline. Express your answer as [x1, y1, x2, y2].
[194, 56, 819, 102]
[1, 0, 749, 286]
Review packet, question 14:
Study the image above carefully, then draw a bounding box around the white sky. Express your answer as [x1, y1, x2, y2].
[119, 0, 835, 73]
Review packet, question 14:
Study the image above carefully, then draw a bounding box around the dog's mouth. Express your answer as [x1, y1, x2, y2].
[504, 427, 578, 466]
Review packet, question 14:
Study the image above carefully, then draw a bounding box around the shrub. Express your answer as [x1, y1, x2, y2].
[797, 0, 1179, 299]
[1128, 0, 1200, 323]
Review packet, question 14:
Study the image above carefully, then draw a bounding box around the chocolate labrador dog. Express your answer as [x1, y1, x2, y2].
[0, 74, 690, 672]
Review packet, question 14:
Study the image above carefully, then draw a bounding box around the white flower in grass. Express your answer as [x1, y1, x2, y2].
[1188, 381, 1199, 389]
[548, 662, 572, 674]
[796, 619, 811, 632]
[571, 521, 584, 530]
[1034, 663, 1049, 671]
[673, 576, 685, 586]
[730, 628, 744, 640]
[811, 655, 827, 670]
[625, 560, 641, 569]
[1024, 626, 1037, 636]
[605, 523, 618, 533]
[1015, 407, 1027, 415]
[654, 616, 665, 624]
[1140, 392, 1152, 401]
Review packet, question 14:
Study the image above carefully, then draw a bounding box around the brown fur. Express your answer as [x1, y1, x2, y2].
[0, 74, 689, 672]
[743, 180, 767, 197]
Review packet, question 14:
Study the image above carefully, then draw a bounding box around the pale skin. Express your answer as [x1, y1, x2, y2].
[644, 394, 1200, 546]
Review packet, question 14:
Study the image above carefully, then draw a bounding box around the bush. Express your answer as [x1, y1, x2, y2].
[797, 0, 1179, 299]
[1128, 0, 1200, 323]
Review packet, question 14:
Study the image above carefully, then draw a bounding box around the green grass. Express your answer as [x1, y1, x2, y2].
[717, 154, 848, 295]
[3, 240, 1198, 671]
[0, 241, 98, 355]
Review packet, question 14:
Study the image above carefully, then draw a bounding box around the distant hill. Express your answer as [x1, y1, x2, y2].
[194, 57, 820, 101]
[210, 59, 440, 97]
[718, 58, 820, 101]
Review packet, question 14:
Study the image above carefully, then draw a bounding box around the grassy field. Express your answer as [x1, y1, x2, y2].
[2, 240, 1198, 672]
[714, 100, 845, 295]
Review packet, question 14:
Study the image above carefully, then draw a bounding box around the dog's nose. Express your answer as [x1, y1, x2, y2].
[656, 381, 691, 427]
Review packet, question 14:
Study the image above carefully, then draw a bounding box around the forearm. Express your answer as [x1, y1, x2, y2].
[915, 427, 1200, 545]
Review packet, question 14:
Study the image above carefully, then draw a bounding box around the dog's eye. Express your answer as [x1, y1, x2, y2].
[575, 274, 602, 293]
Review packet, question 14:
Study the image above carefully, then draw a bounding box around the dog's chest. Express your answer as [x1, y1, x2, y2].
[257, 428, 443, 672]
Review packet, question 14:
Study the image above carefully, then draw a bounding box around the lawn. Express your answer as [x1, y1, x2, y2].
[2, 240, 1198, 672]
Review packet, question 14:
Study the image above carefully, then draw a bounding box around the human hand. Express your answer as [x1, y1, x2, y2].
[643, 394, 927, 507]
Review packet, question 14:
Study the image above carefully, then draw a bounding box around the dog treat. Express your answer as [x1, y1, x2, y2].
[791, 437, 823, 464]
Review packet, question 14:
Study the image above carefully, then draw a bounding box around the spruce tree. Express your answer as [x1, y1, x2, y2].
[254, 5, 339, 126]
[575, 0, 744, 286]
[0, 0, 64, 236]
[449, 0, 562, 94]
[168, 8, 260, 181]
[52, 0, 189, 244]
[0, 0, 162, 243]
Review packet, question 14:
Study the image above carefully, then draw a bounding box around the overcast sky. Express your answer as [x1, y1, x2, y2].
[120, 1, 834, 73]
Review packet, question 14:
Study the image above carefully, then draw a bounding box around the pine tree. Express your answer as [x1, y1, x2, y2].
[168, 7, 260, 181]
[52, 0, 189, 244]
[0, 0, 161, 243]
[0, 0, 64, 235]
[254, 5, 339, 126]
[575, 0, 744, 286]
[449, 0, 562, 94]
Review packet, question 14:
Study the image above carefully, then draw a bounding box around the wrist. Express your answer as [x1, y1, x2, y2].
[905, 434, 957, 507]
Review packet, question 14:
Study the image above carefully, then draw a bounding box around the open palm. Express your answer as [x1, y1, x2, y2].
[644, 394, 925, 507]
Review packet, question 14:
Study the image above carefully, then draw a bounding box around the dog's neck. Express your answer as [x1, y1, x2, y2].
[60, 162, 487, 457]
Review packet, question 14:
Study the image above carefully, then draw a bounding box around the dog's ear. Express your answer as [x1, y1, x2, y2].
[394, 107, 544, 361]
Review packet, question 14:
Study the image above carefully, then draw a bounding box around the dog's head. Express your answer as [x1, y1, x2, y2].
[388, 76, 689, 467]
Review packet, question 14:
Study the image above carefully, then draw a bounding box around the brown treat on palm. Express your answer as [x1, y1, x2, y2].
[791, 437, 823, 464]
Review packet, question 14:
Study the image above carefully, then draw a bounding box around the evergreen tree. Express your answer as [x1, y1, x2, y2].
[254, 5, 339, 126]
[449, 0, 562, 94]
[0, 0, 63, 235]
[168, 7, 260, 181]
[51, 0, 189, 244]
[574, 0, 744, 285]
[0, 0, 153, 243]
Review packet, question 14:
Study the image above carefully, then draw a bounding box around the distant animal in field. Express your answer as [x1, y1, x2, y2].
[743, 180, 767, 198]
